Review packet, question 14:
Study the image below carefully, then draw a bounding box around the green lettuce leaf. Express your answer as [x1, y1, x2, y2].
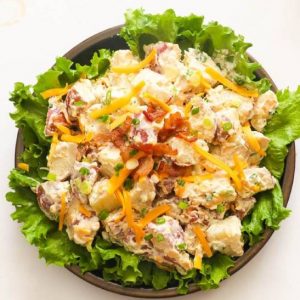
[198, 254, 234, 290]
[262, 87, 300, 179]
[242, 181, 291, 245]
[242, 87, 300, 244]
[120, 8, 269, 92]
[7, 9, 300, 294]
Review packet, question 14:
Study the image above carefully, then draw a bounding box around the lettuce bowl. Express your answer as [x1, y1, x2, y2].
[12, 23, 296, 298]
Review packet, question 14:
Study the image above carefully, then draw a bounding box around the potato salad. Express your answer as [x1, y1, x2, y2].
[37, 42, 278, 274]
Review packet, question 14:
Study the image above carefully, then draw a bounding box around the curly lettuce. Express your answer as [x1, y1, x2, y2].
[120, 8, 270, 92]
[6, 8, 300, 294]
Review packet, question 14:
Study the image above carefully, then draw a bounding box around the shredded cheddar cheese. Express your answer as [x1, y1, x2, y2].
[107, 152, 146, 195]
[79, 205, 92, 218]
[58, 192, 67, 231]
[122, 190, 145, 243]
[192, 143, 242, 190]
[41, 85, 70, 99]
[56, 124, 71, 135]
[233, 154, 247, 180]
[193, 254, 202, 270]
[184, 102, 193, 118]
[60, 132, 93, 144]
[143, 93, 171, 112]
[114, 189, 126, 222]
[242, 123, 266, 156]
[193, 225, 212, 257]
[111, 49, 157, 74]
[205, 67, 259, 98]
[90, 81, 145, 119]
[109, 113, 132, 130]
[17, 162, 29, 172]
[138, 204, 171, 228]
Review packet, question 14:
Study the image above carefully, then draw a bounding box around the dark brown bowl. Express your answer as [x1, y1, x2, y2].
[15, 25, 295, 298]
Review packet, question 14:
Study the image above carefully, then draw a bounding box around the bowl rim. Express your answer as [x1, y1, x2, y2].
[14, 25, 296, 298]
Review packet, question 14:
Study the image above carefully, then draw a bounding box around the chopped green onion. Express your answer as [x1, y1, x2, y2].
[144, 233, 153, 241]
[123, 177, 134, 191]
[114, 163, 124, 176]
[203, 118, 213, 129]
[178, 200, 188, 210]
[129, 149, 138, 157]
[99, 115, 109, 123]
[177, 243, 187, 251]
[222, 122, 232, 131]
[99, 209, 109, 220]
[79, 167, 90, 176]
[74, 100, 85, 106]
[156, 234, 165, 242]
[191, 107, 200, 115]
[76, 179, 91, 195]
[132, 118, 140, 125]
[216, 204, 225, 213]
[176, 178, 185, 187]
[140, 207, 148, 217]
[104, 90, 112, 105]
[46, 173, 57, 181]
[156, 217, 166, 225]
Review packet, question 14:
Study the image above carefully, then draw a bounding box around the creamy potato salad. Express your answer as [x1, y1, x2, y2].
[37, 42, 278, 274]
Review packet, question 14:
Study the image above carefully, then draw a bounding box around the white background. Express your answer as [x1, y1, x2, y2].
[0, 0, 300, 299]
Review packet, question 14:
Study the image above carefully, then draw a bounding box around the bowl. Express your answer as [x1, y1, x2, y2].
[15, 25, 295, 298]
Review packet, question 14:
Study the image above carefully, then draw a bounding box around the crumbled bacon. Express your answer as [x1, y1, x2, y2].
[175, 132, 197, 143]
[45, 108, 69, 136]
[143, 105, 167, 122]
[157, 161, 192, 177]
[110, 116, 132, 160]
[158, 112, 190, 142]
[132, 143, 177, 156]
[132, 155, 154, 180]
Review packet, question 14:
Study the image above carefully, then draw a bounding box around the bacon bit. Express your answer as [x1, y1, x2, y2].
[143, 104, 167, 122]
[58, 192, 67, 231]
[79, 205, 92, 218]
[176, 132, 197, 143]
[110, 116, 132, 160]
[158, 112, 190, 142]
[193, 225, 213, 257]
[132, 155, 154, 180]
[157, 161, 193, 177]
[132, 143, 177, 156]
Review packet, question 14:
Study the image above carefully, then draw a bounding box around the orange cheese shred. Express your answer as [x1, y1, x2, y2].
[192, 143, 241, 190]
[111, 48, 157, 74]
[58, 192, 67, 231]
[114, 189, 126, 222]
[56, 124, 71, 135]
[233, 154, 247, 180]
[122, 190, 145, 243]
[17, 162, 29, 172]
[40, 85, 70, 99]
[138, 204, 171, 229]
[107, 151, 146, 195]
[193, 254, 202, 270]
[193, 225, 212, 258]
[205, 67, 259, 98]
[90, 81, 145, 119]
[143, 93, 171, 112]
[79, 205, 92, 218]
[242, 123, 266, 156]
